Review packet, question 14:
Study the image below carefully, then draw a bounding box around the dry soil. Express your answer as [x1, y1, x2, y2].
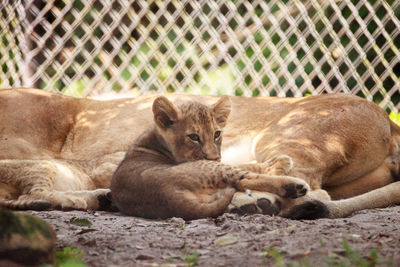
[27, 206, 400, 267]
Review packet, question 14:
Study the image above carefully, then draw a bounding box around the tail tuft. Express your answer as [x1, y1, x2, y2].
[283, 199, 330, 220]
[97, 193, 119, 212]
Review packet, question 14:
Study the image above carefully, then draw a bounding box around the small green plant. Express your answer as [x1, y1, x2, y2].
[69, 217, 92, 227]
[265, 247, 285, 267]
[328, 238, 393, 267]
[333, 238, 376, 266]
[55, 246, 87, 267]
[262, 238, 393, 267]
[182, 251, 199, 267]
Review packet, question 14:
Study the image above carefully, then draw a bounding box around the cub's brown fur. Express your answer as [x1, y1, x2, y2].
[1, 88, 400, 219]
[110, 96, 308, 220]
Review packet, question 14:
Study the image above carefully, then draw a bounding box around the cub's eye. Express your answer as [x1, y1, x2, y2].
[214, 130, 221, 139]
[188, 134, 200, 142]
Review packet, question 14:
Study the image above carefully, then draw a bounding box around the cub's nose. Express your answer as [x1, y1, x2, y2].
[202, 144, 221, 161]
[204, 150, 221, 161]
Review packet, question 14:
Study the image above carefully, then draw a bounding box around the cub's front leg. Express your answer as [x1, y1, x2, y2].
[235, 171, 309, 199]
[235, 154, 309, 198]
[183, 160, 309, 199]
[176, 160, 309, 217]
[226, 155, 308, 216]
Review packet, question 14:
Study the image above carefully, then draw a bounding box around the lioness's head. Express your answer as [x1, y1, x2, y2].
[152, 96, 231, 163]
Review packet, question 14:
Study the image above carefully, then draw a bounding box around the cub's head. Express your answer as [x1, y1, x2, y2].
[152, 96, 231, 163]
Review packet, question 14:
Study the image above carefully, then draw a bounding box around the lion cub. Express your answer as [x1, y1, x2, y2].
[110, 96, 309, 220]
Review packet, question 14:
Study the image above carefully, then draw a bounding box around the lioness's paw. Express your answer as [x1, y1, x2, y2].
[263, 154, 294, 175]
[280, 178, 309, 199]
[16, 195, 52, 210]
[55, 196, 88, 210]
[74, 188, 112, 210]
[29, 200, 52, 211]
[226, 190, 281, 216]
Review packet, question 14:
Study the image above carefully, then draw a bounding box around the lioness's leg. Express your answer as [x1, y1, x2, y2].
[283, 159, 400, 219]
[0, 159, 107, 210]
[175, 160, 309, 199]
[324, 159, 397, 200]
[329, 181, 400, 218]
[283, 181, 400, 219]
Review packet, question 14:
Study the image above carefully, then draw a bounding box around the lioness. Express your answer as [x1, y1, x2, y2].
[110, 96, 308, 220]
[1, 88, 400, 219]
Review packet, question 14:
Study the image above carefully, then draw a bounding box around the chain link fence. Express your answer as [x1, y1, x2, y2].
[0, 0, 399, 111]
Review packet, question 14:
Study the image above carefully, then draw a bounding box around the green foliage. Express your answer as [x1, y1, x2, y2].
[327, 237, 393, 267]
[389, 112, 400, 126]
[63, 80, 88, 98]
[262, 238, 393, 267]
[184, 64, 236, 95]
[182, 251, 199, 267]
[55, 247, 87, 267]
[264, 247, 285, 267]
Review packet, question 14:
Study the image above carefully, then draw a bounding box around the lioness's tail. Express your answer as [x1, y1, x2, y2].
[171, 188, 236, 220]
[0, 198, 51, 211]
[284, 181, 400, 219]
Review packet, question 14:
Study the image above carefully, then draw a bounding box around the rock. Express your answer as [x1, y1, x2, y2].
[136, 254, 155, 260]
[0, 209, 56, 266]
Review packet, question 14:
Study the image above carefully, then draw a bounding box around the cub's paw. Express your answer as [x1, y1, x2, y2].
[263, 154, 294, 175]
[279, 178, 309, 199]
[226, 190, 281, 216]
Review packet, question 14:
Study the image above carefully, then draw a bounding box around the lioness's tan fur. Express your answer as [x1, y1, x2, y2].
[1, 88, 400, 218]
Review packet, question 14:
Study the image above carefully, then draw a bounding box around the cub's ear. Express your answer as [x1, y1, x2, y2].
[212, 96, 231, 128]
[152, 96, 179, 129]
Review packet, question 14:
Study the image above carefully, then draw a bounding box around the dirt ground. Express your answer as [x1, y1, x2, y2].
[27, 207, 400, 267]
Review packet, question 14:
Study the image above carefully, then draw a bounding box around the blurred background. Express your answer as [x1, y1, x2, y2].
[0, 0, 399, 113]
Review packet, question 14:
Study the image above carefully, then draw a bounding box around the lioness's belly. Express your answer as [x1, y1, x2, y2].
[221, 136, 255, 165]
